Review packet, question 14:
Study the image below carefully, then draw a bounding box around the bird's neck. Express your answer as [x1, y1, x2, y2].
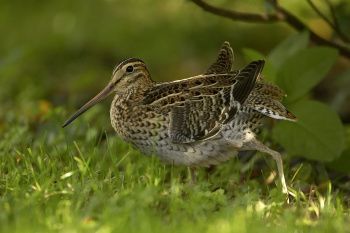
[110, 83, 153, 140]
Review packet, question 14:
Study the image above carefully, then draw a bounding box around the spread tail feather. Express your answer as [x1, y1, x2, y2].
[247, 81, 297, 121]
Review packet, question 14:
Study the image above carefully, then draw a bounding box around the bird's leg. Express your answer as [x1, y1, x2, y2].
[187, 167, 197, 185]
[240, 139, 288, 196]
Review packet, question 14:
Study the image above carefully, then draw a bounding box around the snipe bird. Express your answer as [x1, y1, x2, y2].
[63, 42, 296, 194]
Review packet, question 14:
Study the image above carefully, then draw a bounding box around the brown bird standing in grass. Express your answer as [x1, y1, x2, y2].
[63, 42, 296, 195]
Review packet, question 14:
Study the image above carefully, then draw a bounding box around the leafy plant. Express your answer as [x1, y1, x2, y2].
[245, 32, 347, 165]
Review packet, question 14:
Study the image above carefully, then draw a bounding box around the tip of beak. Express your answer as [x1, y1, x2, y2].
[62, 120, 71, 128]
[62, 82, 114, 129]
[62, 112, 81, 128]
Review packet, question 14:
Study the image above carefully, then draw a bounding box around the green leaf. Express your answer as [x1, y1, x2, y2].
[242, 48, 277, 83]
[327, 125, 350, 172]
[327, 148, 350, 173]
[268, 31, 309, 70]
[242, 48, 265, 61]
[272, 100, 345, 162]
[276, 47, 338, 103]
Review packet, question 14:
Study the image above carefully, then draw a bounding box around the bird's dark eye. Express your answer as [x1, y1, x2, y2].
[126, 65, 134, 72]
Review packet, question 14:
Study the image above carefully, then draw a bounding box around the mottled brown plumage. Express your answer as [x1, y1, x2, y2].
[63, 42, 296, 195]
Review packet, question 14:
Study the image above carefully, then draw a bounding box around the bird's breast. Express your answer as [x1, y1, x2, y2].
[110, 95, 169, 144]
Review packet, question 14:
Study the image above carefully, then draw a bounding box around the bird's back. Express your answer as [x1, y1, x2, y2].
[143, 59, 265, 142]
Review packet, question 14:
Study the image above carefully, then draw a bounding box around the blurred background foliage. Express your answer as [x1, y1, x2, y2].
[0, 0, 350, 173]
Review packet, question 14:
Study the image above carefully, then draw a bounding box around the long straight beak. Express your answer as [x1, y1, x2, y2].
[62, 83, 114, 128]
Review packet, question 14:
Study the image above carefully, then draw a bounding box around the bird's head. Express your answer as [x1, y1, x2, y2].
[62, 58, 152, 127]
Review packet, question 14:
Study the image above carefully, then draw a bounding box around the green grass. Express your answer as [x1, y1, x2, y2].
[0, 107, 349, 233]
